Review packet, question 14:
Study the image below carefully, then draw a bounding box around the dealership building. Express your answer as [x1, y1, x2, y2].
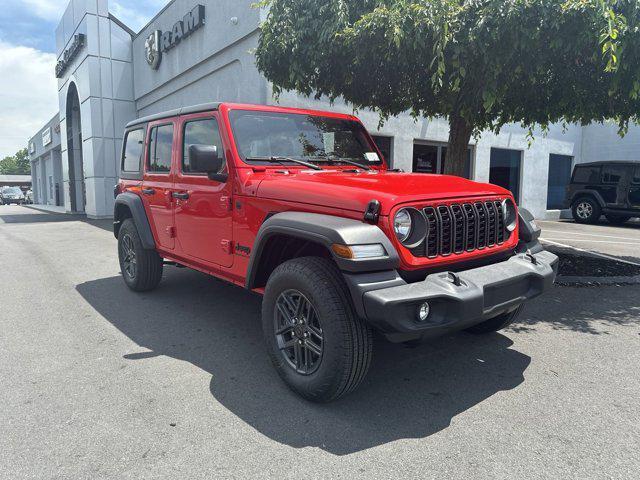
[29, 0, 640, 219]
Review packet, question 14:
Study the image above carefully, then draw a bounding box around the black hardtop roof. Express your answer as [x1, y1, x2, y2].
[576, 160, 639, 167]
[125, 102, 221, 129]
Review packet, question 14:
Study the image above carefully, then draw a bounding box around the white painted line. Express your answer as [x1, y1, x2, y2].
[540, 238, 640, 267]
[539, 230, 640, 241]
[542, 238, 639, 245]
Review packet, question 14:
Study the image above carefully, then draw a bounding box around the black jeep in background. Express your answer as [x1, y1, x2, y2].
[566, 161, 640, 224]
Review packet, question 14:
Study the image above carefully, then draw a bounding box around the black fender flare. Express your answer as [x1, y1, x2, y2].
[245, 212, 400, 289]
[570, 189, 606, 208]
[113, 192, 156, 250]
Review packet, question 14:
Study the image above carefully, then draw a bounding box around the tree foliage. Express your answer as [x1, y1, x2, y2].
[256, 0, 640, 175]
[0, 148, 30, 175]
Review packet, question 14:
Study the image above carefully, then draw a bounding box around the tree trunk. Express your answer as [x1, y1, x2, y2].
[443, 115, 474, 177]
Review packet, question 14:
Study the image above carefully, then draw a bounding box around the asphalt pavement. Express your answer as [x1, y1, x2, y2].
[1, 205, 639, 479]
[539, 219, 640, 264]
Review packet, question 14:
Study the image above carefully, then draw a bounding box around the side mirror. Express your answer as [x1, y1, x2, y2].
[189, 144, 227, 182]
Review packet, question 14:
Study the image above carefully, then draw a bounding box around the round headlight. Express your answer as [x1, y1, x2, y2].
[394, 207, 428, 248]
[501, 198, 518, 232]
[394, 209, 412, 242]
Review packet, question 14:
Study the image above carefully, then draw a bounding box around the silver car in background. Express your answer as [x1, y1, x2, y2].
[0, 186, 26, 205]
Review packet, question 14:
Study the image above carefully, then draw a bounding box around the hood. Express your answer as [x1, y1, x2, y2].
[255, 169, 511, 215]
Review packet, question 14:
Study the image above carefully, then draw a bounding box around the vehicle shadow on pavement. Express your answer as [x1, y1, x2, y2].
[77, 268, 531, 455]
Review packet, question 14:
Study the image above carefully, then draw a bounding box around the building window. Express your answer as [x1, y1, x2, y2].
[413, 142, 473, 178]
[547, 154, 573, 210]
[48, 176, 54, 200]
[148, 124, 174, 173]
[371, 135, 393, 167]
[489, 148, 522, 204]
[122, 128, 145, 173]
[182, 117, 225, 174]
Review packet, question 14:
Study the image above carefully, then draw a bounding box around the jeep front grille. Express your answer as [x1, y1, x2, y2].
[409, 200, 510, 258]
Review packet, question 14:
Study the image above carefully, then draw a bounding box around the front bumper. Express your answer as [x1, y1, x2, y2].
[347, 250, 558, 342]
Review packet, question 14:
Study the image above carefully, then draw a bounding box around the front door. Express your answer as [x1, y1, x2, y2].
[173, 113, 233, 267]
[141, 121, 176, 251]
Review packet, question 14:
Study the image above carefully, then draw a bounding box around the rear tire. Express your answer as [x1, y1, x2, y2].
[605, 214, 631, 225]
[465, 305, 523, 334]
[118, 218, 163, 292]
[262, 257, 373, 402]
[572, 197, 601, 224]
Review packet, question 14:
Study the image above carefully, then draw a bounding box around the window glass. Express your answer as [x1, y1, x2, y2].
[182, 118, 225, 174]
[122, 128, 144, 172]
[547, 154, 573, 209]
[633, 166, 640, 185]
[371, 135, 392, 166]
[148, 124, 174, 173]
[601, 165, 626, 184]
[489, 148, 522, 204]
[229, 110, 380, 167]
[572, 166, 600, 183]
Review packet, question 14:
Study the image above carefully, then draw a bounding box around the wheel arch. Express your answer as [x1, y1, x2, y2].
[113, 192, 156, 249]
[571, 190, 605, 208]
[246, 212, 399, 290]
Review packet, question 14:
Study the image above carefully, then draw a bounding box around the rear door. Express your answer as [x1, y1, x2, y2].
[141, 121, 176, 251]
[173, 112, 233, 267]
[629, 165, 640, 210]
[598, 164, 627, 206]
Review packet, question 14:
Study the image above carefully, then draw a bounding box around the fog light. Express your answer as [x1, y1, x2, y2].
[417, 302, 430, 322]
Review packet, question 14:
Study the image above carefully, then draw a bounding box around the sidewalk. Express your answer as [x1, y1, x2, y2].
[25, 204, 78, 215]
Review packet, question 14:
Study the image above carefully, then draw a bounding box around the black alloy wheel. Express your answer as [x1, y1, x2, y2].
[119, 233, 137, 281]
[274, 289, 324, 375]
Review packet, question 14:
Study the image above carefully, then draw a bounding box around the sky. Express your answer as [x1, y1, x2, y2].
[0, 0, 168, 159]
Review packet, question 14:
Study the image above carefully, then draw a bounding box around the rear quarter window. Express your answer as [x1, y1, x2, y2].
[572, 166, 600, 183]
[601, 165, 626, 184]
[122, 129, 145, 173]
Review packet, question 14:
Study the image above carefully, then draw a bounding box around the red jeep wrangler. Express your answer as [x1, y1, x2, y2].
[114, 102, 558, 402]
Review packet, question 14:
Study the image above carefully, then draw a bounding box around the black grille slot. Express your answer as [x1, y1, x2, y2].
[413, 200, 510, 259]
[437, 206, 453, 255]
[424, 207, 439, 258]
[451, 204, 465, 253]
[495, 201, 505, 244]
[463, 203, 477, 251]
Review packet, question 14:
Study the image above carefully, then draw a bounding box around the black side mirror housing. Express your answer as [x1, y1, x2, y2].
[189, 144, 227, 182]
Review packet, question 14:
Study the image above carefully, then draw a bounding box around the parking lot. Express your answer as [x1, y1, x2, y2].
[539, 219, 640, 264]
[1, 205, 639, 479]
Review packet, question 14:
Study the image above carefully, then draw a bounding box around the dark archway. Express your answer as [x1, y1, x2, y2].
[66, 83, 85, 213]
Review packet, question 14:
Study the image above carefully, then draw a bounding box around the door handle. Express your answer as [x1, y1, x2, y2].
[172, 191, 190, 200]
[142, 188, 155, 195]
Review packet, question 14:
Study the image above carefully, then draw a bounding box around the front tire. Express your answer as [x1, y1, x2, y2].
[262, 257, 373, 402]
[118, 218, 163, 292]
[465, 305, 523, 334]
[572, 197, 601, 224]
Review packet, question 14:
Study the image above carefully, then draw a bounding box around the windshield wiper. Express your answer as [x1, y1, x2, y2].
[245, 156, 322, 171]
[310, 155, 371, 171]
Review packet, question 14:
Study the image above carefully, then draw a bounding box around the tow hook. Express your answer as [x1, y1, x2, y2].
[447, 271, 462, 286]
[525, 251, 538, 265]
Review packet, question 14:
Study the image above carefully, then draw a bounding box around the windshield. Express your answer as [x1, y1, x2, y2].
[229, 110, 383, 167]
[2, 187, 21, 194]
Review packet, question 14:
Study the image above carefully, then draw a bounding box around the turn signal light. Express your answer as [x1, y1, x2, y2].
[331, 244, 387, 260]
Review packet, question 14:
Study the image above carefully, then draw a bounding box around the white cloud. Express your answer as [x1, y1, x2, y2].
[0, 41, 58, 158]
[20, 0, 67, 21]
[111, 1, 169, 32]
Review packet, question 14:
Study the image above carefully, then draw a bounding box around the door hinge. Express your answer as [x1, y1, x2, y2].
[166, 226, 176, 238]
[221, 239, 233, 254]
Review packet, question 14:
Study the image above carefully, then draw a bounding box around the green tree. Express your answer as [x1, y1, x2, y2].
[0, 148, 30, 175]
[256, 0, 640, 176]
